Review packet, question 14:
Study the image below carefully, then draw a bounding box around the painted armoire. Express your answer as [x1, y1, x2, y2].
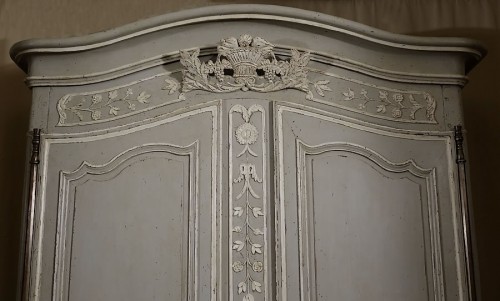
[11, 5, 485, 301]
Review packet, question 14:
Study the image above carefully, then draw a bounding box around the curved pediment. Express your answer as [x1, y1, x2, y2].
[11, 4, 484, 88]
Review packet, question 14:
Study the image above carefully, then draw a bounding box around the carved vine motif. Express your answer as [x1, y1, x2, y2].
[340, 87, 436, 122]
[179, 34, 332, 100]
[57, 77, 185, 125]
[230, 104, 266, 301]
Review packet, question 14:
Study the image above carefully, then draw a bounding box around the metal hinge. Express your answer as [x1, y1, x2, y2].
[21, 129, 41, 301]
[454, 125, 477, 301]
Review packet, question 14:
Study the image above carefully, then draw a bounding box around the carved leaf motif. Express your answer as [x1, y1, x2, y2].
[233, 226, 242, 233]
[233, 240, 245, 252]
[342, 88, 355, 101]
[238, 282, 247, 294]
[108, 90, 118, 100]
[360, 89, 369, 99]
[234, 207, 244, 217]
[291, 48, 301, 62]
[253, 228, 264, 236]
[180, 49, 205, 82]
[252, 207, 264, 218]
[408, 95, 423, 120]
[425, 93, 436, 122]
[243, 294, 255, 301]
[109, 106, 120, 116]
[162, 79, 179, 95]
[379, 90, 390, 103]
[376, 105, 387, 113]
[252, 281, 262, 293]
[136, 91, 151, 104]
[251, 244, 262, 254]
[231, 104, 261, 123]
[72, 109, 84, 121]
[305, 91, 314, 100]
[313, 80, 332, 97]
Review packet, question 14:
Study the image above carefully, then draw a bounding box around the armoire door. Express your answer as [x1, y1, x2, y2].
[274, 103, 459, 301]
[33, 105, 219, 301]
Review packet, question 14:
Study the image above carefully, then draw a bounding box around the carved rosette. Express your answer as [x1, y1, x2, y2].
[230, 104, 267, 301]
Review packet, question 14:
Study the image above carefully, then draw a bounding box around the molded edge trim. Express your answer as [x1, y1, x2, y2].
[10, 4, 486, 73]
[22, 47, 471, 88]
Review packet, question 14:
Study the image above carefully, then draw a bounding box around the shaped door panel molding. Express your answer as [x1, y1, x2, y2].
[30, 106, 219, 301]
[275, 104, 461, 301]
[296, 141, 443, 301]
[53, 143, 198, 301]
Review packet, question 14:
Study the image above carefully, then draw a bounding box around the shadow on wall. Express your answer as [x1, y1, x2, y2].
[461, 29, 500, 301]
[0, 29, 499, 300]
[0, 40, 31, 299]
[416, 28, 500, 301]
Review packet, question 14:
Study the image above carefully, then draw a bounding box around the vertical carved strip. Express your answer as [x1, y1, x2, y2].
[454, 125, 477, 301]
[230, 104, 267, 301]
[22, 129, 41, 301]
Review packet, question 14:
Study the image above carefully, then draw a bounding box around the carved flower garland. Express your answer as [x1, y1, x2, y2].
[59, 88, 151, 124]
[231, 104, 266, 301]
[57, 77, 186, 125]
[341, 88, 436, 122]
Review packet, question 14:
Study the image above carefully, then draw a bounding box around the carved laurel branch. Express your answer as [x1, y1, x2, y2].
[231, 104, 265, 301]
[57, 78, 185, 125]
[179, 34, 332, 101]
[341, 87, 436, 122]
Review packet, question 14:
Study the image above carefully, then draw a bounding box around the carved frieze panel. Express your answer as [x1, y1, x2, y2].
[55, 34, 438, 127]
[56, 75, 185, 126]
[311, 74, 437, 123]
[229, 104, 268, 301]
[179, 34, 437, 124]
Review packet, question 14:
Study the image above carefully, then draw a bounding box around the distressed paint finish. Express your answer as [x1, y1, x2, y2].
[11, 5, 483, 301]
[229, 104, 268, 301]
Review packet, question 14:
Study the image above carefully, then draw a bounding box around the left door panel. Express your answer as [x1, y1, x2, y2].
[30, 106, 219, 301]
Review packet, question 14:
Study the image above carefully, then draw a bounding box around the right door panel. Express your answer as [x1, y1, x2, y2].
[274, 104, 463, 301]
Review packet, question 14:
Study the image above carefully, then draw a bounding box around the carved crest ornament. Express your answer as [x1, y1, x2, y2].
[179, 34, 325, 99]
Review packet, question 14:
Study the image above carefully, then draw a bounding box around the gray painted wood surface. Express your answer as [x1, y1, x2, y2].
[10, 5, 483, 301]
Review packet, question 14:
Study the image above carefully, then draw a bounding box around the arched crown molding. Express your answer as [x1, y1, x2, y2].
[10, 4, 485, 87]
